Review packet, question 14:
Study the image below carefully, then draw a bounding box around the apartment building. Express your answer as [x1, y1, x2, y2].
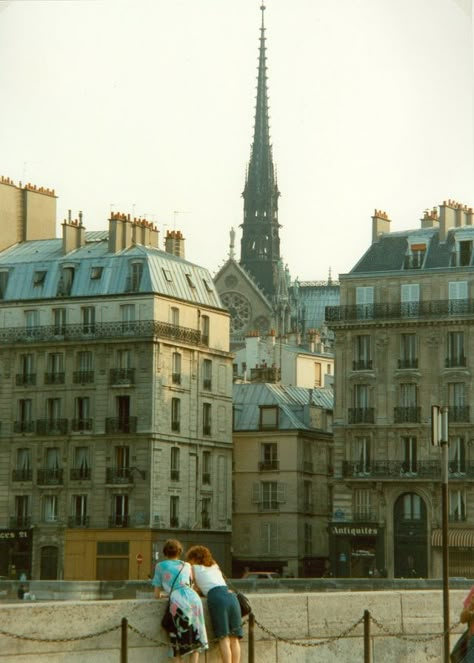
[326, 201, 474, 579]
[0, 177, 233, 581]
[232, 383, 333, 578]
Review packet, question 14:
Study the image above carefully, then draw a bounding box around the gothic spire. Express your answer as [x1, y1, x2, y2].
[240, 2, 281, 297]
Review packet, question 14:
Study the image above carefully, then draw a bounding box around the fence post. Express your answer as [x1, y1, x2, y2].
[248, 612, 255, 663]
[121, 617, 128, 663]
[364, 609, 371, 663]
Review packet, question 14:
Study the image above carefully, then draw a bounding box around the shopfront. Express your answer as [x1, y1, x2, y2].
[329, 523, 385, 578]
[0, 528, 32, 579]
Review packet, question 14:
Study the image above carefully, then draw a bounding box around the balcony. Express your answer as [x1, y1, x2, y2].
[106, 468, 134, 484]
[71, 418, 93, 432]
[12, 469, 32, 482]
[342, 460, 443, 480]
[13, 420, 35, 434]
[258, 460, 279, 471]
[37, 468, 64, 485]
[398, 358, 418, 369]
[348, 408, 374, 424]
[44, 372, 65, 385]
[68, 515, 90, 528]
[109, 368, 135, 385]
[0, 319, 202, 347]
[16, 373, 36, 386]
[36, 419, 68, 435]
[170, 517, 179, 527]
[326, 298, 474, 325]
[9, 516, 31, 528]
[448, 406, 470, 423]
[394, 407, 421, 423]
[73, 370, 94, 384]
[352, 359, 373, 371]
[445, 356, 467, 368]
[105, 417, 137, 434]
[109, 515, 129, 528]
[70, 467, 92, 480]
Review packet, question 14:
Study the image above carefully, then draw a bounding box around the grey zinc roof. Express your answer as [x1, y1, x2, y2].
[0, 234, 222, 307]
[232, 383, 333, 431]
[297, 284, 340, 331]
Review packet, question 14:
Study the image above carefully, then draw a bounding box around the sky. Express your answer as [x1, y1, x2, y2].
[0, 0, 473, 281]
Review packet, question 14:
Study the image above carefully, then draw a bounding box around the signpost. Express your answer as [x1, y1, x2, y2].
[136, 553, 143, 579]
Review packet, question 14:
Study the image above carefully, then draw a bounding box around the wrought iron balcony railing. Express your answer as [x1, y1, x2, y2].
[258, 460, 279, 471]
[342, 459, 474, 480]
[70, 467, 92, 480]
[12, 469, 32, 482]
[9, 516, 31, 528]
[109, 368, 135, 385]
[326, 298, 474, 324]
[393, 406, 421, 423]
[445, 356, 467, 368]
[348, 408, 375, 424]
[73, 370, 94, 384]
[398, 358, 418, 369]
[68, 515, 90, 528]
[352, 359, 373, 371]
[13, 420, 35, 434]
[71, 418, 93, 432]
[449, 513, 467, 522]
[36, 419, 68, 435]
[109, 515, 129, 528]
[105, 417, 137, 434]
[37, 468, 64, 485]
[0, 320, 202, 346]
[448, 405, 470, 423]
[106, 467, 134, 484]
[16, 373, 36, 386]
[44, 372, 65, 385]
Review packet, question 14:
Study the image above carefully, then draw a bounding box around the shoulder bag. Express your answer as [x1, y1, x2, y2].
[161, 562, 184, 633]
[223, 573, 252, 618]
[450, 629, 468, 663]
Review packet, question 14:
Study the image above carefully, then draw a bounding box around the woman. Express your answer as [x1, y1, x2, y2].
[152, 539, 208, 661]
[460, 586, 474, 661]
[186, 545, 242, 663]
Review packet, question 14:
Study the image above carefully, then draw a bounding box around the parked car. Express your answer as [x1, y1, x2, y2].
[242, 571, 280, 580]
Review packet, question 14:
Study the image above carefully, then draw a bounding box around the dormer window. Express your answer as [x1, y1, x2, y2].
[33, 271, 47, 286]
[57, 266, 75, 296]
[90, 266, 103, 280]
[0, 270, 8, 299]
[163, 268, 173, 283]
[126, 262, 143, 292]
[259, 406, 279, 430]
[404, 244, 426, 269]
[185, 273, 196, 288]
[202, 279, 213, 292]
[459, 240, 472, 267]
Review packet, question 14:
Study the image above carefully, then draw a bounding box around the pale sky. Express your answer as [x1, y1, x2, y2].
[0, 0, 473, 281]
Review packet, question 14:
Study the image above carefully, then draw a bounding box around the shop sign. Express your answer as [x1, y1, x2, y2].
[0, 529, 30, 540]
[330, 525, 378, 536]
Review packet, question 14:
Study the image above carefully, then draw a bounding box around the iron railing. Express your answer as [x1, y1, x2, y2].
[326, 298, 474, 324]
[393, 406, 421, 423]
[44, 372, 65, 385]
[12, 469, 32, 482]
[73, 370, 94, 384]
[258, 461, 279, 471]
[16, 373, 36, 386]
[13, 421, 35, 434]
[448, 405, 470, 422]
[37, 469, 64, 485]
[68, 515, 90, 528]
[348, 408, 375, 424]
[341, 460, 474, 480]
[70, 467, 92, 480]
[109, 368, 135, 385]
[106, 468, 134, 484]
[105, 417, 137, 434]
[36, 419, 68, 435]
[71, 418, 93, 432]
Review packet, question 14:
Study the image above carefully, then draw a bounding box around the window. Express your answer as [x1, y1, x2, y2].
[402, 493, 422, 520]
[71, 495, 88, 527]
[354, 437, 370, 475]
[170, 447, 180, 481]
[260, 442, 278, 471]
[115, 446, 130, 477]
[170, 307, 180, 326]
[128, 262, 143, 292]
[112, 495, 128, 527]
[17, 399, 33, 433]
[303, 441, 313, 472]
[401, 283, 420, 317]
[447, 331, 465, 367]
[91, 266, 103, 280]
[303, 481, 313, 512]
[57, 266, 75, 296]
[202, 359, 212, 390]
[448, 382, 468, 422]
[353, 335, 372, 370]
[459, 241, 472, 267]
[14, 495, 29, 527]
[257, 481, 283, 511]
[33, 270, 47, 286]
[116, 395, 132, 432]
[82, 306, 95, 334]
[170, 495, 179, 527]
[401, 436, 417, 474]
[201, 315, 209, 345]
[349, 384, 373, 423]
[404, 244, 426, 269]
[73, 447, 90, 479]
[314, 362, 322, 386]
[43, 495, 58, 522]
[202, 278, 213, 292]
[0, 270, 9, 298]
[202, 450, 211, 484]
[163, 268, 173, 282]
[185, 273, 195, 288]
[355, 286, 374, 319]
[449, 436, 466, 475]
[172, 353, 182, 385]
[25, 310, 39, 337]
[395, 383, 419, 423]
[203, 403, 212, 436]
[46, 398, 61, 424]
[121, 304, 135, 331]
[201, 497, 211, 528]
[260, 406, 278, 430]
[74, 397, 91, 431]
[449, 490, 466, 522]
[399, 333, 417, 369]
[171, 398, 181, 432]
[46, 352, 64, 384]
[304, 523, 312, 556]
[353, 489, 372, 520]
[261, 522, 278, 554]
[53, 308, 66, 335]
[16, 448, 31, 481]
[75, 351, 93, 383]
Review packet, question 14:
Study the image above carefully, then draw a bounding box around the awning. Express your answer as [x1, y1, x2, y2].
[432, 528, 474, 548]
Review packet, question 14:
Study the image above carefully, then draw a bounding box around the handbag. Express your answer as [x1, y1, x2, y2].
[450, 629, 468, 663]
[236, 590, 252, 617]
[161, 563, 184, 633]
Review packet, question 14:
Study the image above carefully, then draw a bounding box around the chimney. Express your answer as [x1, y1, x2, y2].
[62, 215, 86, 254]
[439, 200, 457, 242]
[108, 212, 133, 253]
[165, 230, 185, 258]
[371, 209, 391, 243]
[421, 207, 439, 229]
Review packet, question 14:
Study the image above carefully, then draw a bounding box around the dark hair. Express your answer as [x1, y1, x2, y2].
[186, 545, 215, 567]
[163, 539, 183, 559]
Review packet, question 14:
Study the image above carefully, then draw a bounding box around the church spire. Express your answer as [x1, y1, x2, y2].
[240, 2, 281, 297]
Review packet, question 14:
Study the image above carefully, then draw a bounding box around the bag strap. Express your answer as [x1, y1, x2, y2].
[167, 562, 185, 598]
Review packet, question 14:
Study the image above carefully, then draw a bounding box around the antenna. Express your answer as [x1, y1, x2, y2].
[173, 210, 190, 229]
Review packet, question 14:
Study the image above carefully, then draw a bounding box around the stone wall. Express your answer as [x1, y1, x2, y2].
[0, 590, 468, 662]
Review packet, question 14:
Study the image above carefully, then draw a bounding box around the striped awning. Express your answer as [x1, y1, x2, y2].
[432, 528, 474, 548]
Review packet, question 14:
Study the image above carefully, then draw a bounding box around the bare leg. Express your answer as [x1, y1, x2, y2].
[218, 636, 232, 663]
[229, 636, 241, 663]
[189, 652, 200, 663]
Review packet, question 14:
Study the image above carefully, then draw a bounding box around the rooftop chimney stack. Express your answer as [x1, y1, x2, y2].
[165, 230, 186, 259]
[371, 209, 391, 244]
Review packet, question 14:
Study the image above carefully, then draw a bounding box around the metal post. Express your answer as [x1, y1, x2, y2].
[121, 616, 128, 663]
[441, 406, 450, 663]
[364, 609, 371, 663]
[248, 611, 255, 663]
